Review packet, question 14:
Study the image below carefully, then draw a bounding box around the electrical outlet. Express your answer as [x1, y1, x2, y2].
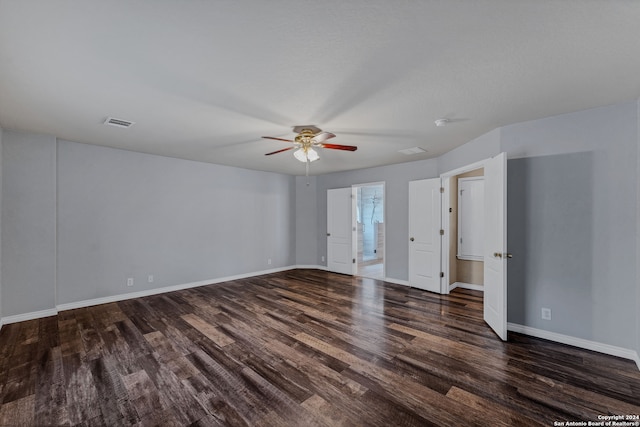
[148, 275, 154, 283]
[541, 307, 551, 320]
[268, 258, 272, 265]
[127, 278, 134, 287]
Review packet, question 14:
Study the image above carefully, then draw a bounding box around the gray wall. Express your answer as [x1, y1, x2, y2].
[315, 159, 439, 280]
[0, 127, 3, 320]
[57, 140, 295, 304]
[502, 101, 638, 349]
[507, 153, 594, 334]
[295, 176, 318, 265]
[637, 99, 640, 362]
[0, 134, 295, 313]
[1, 131, 57, 316]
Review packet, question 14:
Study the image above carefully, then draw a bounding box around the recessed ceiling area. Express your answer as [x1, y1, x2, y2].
[0, 1, 639, 175]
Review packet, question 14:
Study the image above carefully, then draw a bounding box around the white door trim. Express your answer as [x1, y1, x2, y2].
[440, 154, 508, 341]
[440, 159, 487, 294]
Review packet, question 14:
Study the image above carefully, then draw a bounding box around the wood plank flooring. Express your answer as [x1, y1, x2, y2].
[0, 269, 639, 426]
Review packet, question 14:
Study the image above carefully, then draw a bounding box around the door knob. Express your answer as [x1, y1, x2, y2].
[410, 237, 415, 242]
[327, 233, 331, 236]
[504, 253, 513, 259]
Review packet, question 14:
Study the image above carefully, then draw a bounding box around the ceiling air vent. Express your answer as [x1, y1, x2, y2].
[398, 147, 426, 155]
[104, 117, 135, 128]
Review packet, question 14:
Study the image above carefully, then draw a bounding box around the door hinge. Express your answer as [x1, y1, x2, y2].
[353, 258, 356, 264]
[440, 187, 444, 193]
[439, 229, 444, 235]
[440, 272, 444, 278]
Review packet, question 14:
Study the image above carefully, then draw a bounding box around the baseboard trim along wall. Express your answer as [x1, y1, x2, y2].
[383, 277, 410, 287]
[508, 323, 640, 370]
[1, 308, 59, 325]
[449, 282, 484, 292]
[2, 269, 638, 371]
[296, 264, 328, 271]
[1, 265, 299, 326]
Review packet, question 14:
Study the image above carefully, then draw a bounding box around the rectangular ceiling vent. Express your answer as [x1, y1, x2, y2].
[398, 147, 426, 155]
[104, 117, 135, 128]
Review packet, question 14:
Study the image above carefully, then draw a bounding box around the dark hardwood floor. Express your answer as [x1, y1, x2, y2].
[0, 269, 638, 426]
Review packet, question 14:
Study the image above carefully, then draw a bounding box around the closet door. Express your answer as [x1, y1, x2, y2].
[484, 153, 508, 340]
[408, 178, 441, 293]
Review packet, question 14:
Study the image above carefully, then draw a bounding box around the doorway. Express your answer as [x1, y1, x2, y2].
[440, 153, 508, 340]
[354, 183, 385, 279]
[448, 168, 485, 292]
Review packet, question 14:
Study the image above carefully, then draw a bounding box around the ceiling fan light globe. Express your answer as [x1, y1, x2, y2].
[293, 148, 320, 162]
[293, 148, 307, 162]
[307, 148, 320, 162]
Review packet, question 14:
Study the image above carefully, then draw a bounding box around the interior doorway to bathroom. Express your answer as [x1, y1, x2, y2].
[354, 183, 385, 280]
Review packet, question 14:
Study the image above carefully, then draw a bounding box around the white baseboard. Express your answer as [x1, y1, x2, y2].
[508, 323, 640, 370]
[57, 265, 297, 312]
[1, 308, 58, 325]
[2, 266, 299, 324]
[450, 282, 484, 292]
[295, 264, 328, 271]
[384, 277, 410, 287]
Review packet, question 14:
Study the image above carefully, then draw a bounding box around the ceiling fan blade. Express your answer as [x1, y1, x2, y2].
[265, 147, 295, 156]
[262, 136, 295, 143]
[311, 132, 336, 143]
[320, 143, 358, 152]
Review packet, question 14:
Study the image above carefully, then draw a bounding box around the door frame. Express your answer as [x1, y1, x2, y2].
[351, 181, 386, 279]
[440, 159, 487, 294]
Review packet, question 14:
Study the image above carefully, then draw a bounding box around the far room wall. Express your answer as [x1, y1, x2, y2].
[314, 158, 439, 280]
[1, 134, 296, 316]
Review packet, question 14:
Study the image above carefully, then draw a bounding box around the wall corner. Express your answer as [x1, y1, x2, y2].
[636, 98, 640, 361]
[0, 126, 3, 322]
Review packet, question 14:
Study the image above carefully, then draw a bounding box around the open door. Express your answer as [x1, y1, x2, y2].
[483, 152, 508, 340]
[408, 178, 442, 292]
[327, 188, 354, 275]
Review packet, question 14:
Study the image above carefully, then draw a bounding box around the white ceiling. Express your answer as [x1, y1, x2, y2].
[1, 1, 639, 175]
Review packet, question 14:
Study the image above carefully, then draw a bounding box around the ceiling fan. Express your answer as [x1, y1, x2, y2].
[263, 126, 357, 174]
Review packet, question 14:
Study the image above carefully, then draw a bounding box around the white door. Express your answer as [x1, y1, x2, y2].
[408, 178, 441, 292]
[483, 152, 508, 340]
[327, 188, 354, 275]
